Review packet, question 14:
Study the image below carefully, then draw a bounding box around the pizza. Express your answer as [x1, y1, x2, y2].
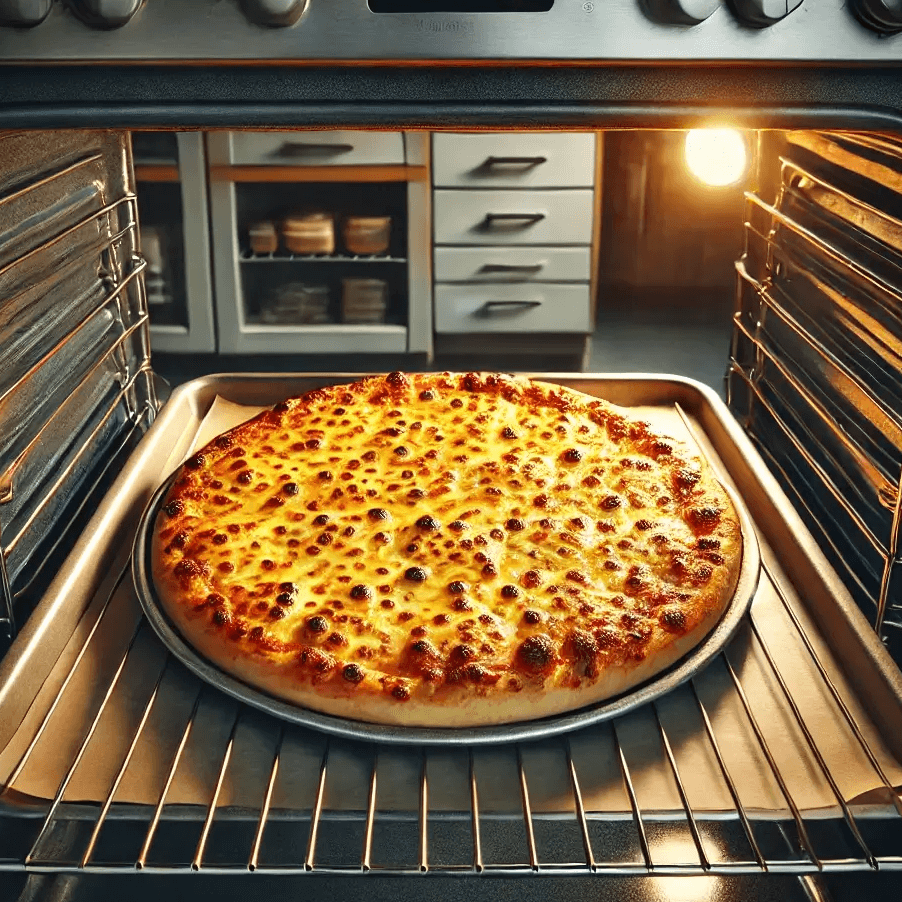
[151, 372, 742, 728]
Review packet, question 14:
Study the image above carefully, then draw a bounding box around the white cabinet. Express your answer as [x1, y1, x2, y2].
[432, 132, 595, 189]
[434, 247, 592, 283]
[135, 132, 216, 354]
[208, 131, 432, 357]
[433, 189, 595, 246]
[432, 132, 599, 352]
[226, 130, 406, 167]
[141, 129, 599, 363]
[434, 284, 592, 334]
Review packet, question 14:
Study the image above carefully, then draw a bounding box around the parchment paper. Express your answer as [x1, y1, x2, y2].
[2, 394, 901, 818]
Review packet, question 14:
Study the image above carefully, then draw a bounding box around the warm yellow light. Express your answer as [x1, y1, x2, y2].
[684, 128, 747, 187]
[647, 876, 718, 902]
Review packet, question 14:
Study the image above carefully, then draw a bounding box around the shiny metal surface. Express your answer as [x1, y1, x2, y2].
[641, 0, 721, 25]
[0, 0, 51, 26]
[0, 0, 900, 62]
[0, 129, 157, 635]
[131, 464, 760, 746]
[70, 0, 142, 29]
[240, 0, 308, 27]
[0, 535, 12, 643]
[731, 0, 804, 27]
[1, 375, 901, 880]
[852, 0, 902, 33]
[729, 131, 902, 651]
[0, 872, 852, 902]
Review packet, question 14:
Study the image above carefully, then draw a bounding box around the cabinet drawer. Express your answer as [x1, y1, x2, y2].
[227, 131, 406, 166]
[434, 190, 594, 246]
[434, 246, 591, 283]
[434, 284, 591, 334]
[433, 133, 595, 188]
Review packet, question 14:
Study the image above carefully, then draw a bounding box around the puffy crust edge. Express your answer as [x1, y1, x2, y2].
[149, 585, 736, 728]
[150, 372, 743, 729]
[151, 523, 742, 729]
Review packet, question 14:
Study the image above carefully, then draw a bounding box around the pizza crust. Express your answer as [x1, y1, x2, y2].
[149, 579, 734, 728]
[151, 372, 743, 728]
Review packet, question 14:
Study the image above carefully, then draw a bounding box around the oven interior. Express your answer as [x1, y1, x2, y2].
[2, 123, 902, 902]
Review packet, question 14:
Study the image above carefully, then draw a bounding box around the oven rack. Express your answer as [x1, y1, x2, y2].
[727, 353, 884, 622]
[1, 393, 901, 879]
[730, 268, 892, 564]
[728, 133, 902, 650]
[0, 135, 159, 643]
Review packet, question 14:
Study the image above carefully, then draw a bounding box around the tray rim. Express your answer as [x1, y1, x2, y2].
[6, 372, 901, 818]
[131, 383, 761, 747]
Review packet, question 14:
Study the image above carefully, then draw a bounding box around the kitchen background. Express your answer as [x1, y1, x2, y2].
[137, 129, 747, 393]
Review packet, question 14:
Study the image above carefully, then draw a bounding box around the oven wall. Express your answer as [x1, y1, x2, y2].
[729, 128, 902, 661]
[599, 130, 746, 299]
[0, 130, 158, 648]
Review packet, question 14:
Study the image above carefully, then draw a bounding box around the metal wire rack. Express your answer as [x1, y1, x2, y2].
[728, 133, 902, 647]
[0, 134, 158, 643]
[1, 402, 900, 879]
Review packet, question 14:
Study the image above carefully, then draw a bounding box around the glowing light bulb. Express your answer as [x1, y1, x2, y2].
[684, 128, 747, 187]
[648, 876, 718, 902]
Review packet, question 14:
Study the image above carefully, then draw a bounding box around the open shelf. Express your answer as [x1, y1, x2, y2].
[208, 131, 432, 356]
[134, 164, 180, 183]
[240, 249, 407, 264]
[210, 164, 427, 184]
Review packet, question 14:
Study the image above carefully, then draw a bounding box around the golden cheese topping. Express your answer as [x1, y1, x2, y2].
[152, 372, 741, 727]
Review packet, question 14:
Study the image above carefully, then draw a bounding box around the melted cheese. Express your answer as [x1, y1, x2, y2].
[154, 373, 740, 724]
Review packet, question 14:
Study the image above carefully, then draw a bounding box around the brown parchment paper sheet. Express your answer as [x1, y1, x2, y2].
[2, 393, 902, 817]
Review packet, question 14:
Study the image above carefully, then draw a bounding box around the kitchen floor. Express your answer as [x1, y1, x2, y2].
[153, 289, 735, 398]
[588, 288, 734, 398]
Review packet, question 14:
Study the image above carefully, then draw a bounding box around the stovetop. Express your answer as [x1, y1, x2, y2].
[0, 0, 900, 64]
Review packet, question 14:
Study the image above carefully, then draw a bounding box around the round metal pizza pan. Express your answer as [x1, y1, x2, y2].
[133, 471, 760, 747]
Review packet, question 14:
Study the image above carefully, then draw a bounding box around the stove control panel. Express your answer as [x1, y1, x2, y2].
[852, 0, 902, 34]
[0, 0, 898, 61]
[730, 0, 804, 27]
[0, 0, 52, 26]
[641, 0, 806, 27]
[240, 0, 307, 27]
[640, 0, 720, 26]
[70, 0, 141, 28]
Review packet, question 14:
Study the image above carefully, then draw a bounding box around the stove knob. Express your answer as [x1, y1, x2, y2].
[851, 0, 902, 34]
[729, 0, 803, 26]
[0, 0, 52, 26]
[71, 0, 141, 28]
[641, 0, 721, 25]
[240, 0, 307, 27]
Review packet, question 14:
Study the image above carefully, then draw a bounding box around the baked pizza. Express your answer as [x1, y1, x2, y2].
[152, 372, 742, 727]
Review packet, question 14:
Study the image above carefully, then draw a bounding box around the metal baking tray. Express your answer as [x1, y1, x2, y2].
[2, 374, 902, 878]
[132, 465, 760, 745]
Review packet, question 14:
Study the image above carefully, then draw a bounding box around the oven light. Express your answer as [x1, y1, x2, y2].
[684, 128, 747, 187]
[647, 875, 718, 902]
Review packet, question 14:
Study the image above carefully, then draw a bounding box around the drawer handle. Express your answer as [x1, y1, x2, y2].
[482, 212, 546, 229]
[481, 300, 543, 315]
[483, 155, 548, 169]
[270, 142, 355, 158]
[478, 263, 544, 275]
